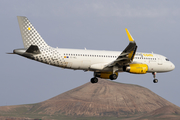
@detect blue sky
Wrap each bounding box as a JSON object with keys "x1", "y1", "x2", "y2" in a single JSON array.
[{"x1": 0, "y1": 0, "x2": 180, "y2": 107}]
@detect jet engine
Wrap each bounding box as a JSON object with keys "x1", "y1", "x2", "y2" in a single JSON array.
[{"x1": 123, "y1": 64, "x2": 148, "y2": 74}]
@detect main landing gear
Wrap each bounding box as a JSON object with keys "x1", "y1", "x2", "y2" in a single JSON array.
[
  {"x1": 152, "y1": 72, "x2": 158, "y2": 83},
  {"x1": 90, "y1": 73, "x2": 118, "y2": 83},
  {"x1": 91, "y1": 77, "x2": 98, "y2": 83},
  {"x1": 109, "y1": 74, "x2": 118, "y2": 80}
]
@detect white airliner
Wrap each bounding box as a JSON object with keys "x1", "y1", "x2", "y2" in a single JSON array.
[{"x1": 11, "y1": 16, "x2": 175, "y2": 83}]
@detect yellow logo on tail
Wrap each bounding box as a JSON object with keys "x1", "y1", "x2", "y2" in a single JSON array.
[{"x1": 28, "y1": 27, "x2": 31, "y2": 30}]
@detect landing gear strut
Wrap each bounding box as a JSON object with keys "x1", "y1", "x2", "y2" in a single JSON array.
[
  {"x1": 111, "y1": 66, "x2": 118, "y2": 80},
  {"x1": 90, "y1": 77, "x2": 98, "y2": 83},
  {"x1": 152, "y1": 72, "x2": 158, "y2": 83}
]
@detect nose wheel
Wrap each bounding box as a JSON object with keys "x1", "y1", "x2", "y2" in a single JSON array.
[
  {"x1": 152, "y1": 72, "x2": 158, "y2": 83},
  {"x1": 153, "y1": 79, "x2": 158, "y2": 83}
]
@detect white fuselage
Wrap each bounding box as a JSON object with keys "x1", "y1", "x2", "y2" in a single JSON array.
[
  {"x1": 29, "y1": 47, "x2": 175, "y2": 73},
  {"x1": 13, "y1": 16, "x2": 175, "y2": 83}
]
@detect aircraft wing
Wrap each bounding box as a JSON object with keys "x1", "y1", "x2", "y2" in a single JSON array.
[{"x1": 105, "y1": 28, "x2": 137, "y2": 68}]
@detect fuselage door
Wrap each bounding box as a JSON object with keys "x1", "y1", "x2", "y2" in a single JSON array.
[{"x1": 158, "y1": 56, "x2": 163, "y2": 65}]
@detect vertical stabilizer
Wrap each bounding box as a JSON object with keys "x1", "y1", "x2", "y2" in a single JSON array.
[{"x1": 17, "y1": 16, "x2": 49, "y2": 48}]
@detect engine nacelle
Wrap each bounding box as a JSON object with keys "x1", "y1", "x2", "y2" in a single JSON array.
[
  {"x1": 94, "y1": 72, "x2": 118, "y2": 79},
  {"x1": 124, "y1": 64, "x2": 148, "y2": 74}
]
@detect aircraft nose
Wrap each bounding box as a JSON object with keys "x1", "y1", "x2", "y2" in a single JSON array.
[{"x1": 170, "y1": 62, "x2": 175, "y2": 70}]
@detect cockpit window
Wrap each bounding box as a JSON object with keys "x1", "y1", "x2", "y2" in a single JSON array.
[{"x1": 165, "y1": 58, "x2": 169, "y2": 61}]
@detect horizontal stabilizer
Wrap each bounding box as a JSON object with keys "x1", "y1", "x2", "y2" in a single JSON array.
[
  {"x1": 26, "y1": 45, "x2": 41, "y2": 54},
  {"x1": 6, "y1": 53, "x2": 15, "y2": 54}
]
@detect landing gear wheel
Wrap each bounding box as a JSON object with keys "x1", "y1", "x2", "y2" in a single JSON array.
[
  {"x1": 152, "y1": 72, "x2": 158, "y2": 83},
  {"x1": 110, "y1": 74, "x2": 117, "y2": 80},
  {"x1": 153, "y1": 79, "x2": 158, "y2": 83},
  {"x1": 90, "y1": 77, "x2": 98, "y2": 83}
]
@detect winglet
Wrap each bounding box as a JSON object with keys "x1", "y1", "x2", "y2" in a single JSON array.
[{"x1": 125, "y1": 28, "x2": 134, "y2": 42}]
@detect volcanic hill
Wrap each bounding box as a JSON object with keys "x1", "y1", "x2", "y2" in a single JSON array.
[{"x1": 0, "y1": 79, "x2": 180, "y2": 120}]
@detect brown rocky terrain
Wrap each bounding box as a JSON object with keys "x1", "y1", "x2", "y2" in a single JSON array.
[{"x1": 0, "y1": 79, "x2": 180, "y2": 120}]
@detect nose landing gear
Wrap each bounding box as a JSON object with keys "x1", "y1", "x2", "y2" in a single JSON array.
[{"x1": 152, "y1": 72, "x2": 158, "y2": 83}]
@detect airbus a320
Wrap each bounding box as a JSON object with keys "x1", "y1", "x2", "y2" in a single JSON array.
[{"x1": 10, "y1": 16, "x2": 175, "y2": 83}]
